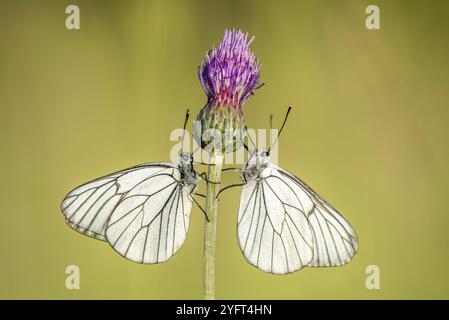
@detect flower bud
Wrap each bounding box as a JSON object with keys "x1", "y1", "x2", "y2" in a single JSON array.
[{"x1": 194, "y1": 29, "x2": 261, "y2": 154}]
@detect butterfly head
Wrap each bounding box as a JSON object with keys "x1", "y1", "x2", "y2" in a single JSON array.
[
  {"x1": 178, "y1": 152, "x2": 197, "y2": 185},
  {"x1": 242, "y1": 148, "x2": 270, "y2": 181}
]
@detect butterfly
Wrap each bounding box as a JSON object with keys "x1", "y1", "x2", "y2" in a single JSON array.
[
  {"x1": 221, "y1": 107, "x2": 358, "y2": 274},
  {"x1": 60, "y1": 111, "x2": 207, "y2": 264},
  {"x1": 234, "y1": 148, "x2": 358, "y2": 274}
]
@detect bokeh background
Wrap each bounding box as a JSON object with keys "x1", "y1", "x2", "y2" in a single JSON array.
[{"x1": 1, "y1": 0, "x2": 449, "y2": 299}]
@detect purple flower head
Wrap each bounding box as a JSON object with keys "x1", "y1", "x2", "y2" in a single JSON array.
[{"x1": 199, "y1": 29, "x2": 261, "y2": 110}]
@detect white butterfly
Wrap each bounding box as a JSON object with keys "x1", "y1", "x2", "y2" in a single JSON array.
[
  {"x1": 61, "y1": 152, "x2": 199, "y2": 264},
  {"x1": 236, "y1": 148, "x2": 358, "y2": 274}
]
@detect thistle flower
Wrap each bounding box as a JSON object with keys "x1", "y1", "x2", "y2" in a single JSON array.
[{"x1": 195, "y1": 29, "x2": 261, "y2": 154}]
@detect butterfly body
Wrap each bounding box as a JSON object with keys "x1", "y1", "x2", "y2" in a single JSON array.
[
  {"x1": 240, "y1": 148, "x2": 270, "y2": 182},
  {"x1": 177, "y1": 152, "x2": 199, "y2": 186}
]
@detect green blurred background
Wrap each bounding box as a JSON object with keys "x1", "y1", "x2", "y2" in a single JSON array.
[{"x1": 1, "y1": 0, "x2": 448, "y2": 299}]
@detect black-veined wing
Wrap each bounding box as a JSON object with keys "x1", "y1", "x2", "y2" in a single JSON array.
[
  {"x1": 105, "y1": 169, "x2": 196, "y2": 264},
  {"x1": 237, "y1": 170, "x2": 314, "y2": 274},
  {"x1": 237, "y1": 164, "x2": 358, "y2": 274},
  {"x1": 61, "y1": 163, "x2": 174, "y2": 241},
  {"x1": 272, "y1": 165, "x2": 358, "y2": 267},
  {"x1": 62, "y1": 160, "x2": 197, "y2": 264}
]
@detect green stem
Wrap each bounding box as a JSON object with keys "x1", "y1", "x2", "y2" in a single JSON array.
[{"x1": 203, "y1": 155, "x2": 223, "y2": 300}]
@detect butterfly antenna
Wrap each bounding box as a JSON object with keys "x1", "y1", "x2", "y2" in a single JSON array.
[
  {"x1": 245, "y1": 125, "x2": 257, "y2": 151},
  {"x1": 235, "y1": 125, "x2": 251, "y2": 152},
  {"x1": 268, "y1": 106, "x2": 292, "y2": 153},
  {"x1": 192, "y1": 144, "x2": 200, "y2": 156},
  {"x1": 181, "y1": 109, "x2": 190, "y2": 154}
]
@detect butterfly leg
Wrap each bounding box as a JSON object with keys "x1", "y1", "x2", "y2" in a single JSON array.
[
  {"x1": 216, "y1": 183, "x2": 246, "y2": 199},
  {"x1": 193, "y1": 161, "x2": 217, "y2": 166},
  {"x1": 194, "y1": 192, "x2": 206, "y2": 198},
  {"x1": 222, "y1": 167, "x2": 240, "y2": 172},
  {"x1": 189, "y1": 192, "x2": 210, "y2": 222},
  {"x1": 198, "y1": 172, "x2": 220, "y2": 185}
]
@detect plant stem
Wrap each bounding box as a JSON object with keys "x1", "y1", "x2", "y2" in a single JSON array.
[{"x1": 203, "y1": 154, "x2": 223, "y2": 300}]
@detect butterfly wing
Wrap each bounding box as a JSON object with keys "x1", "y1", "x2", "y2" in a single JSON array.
[
  {"x1": 60, "y1": 163, "x2": 176, "y2": 241},
  {"x1": 105, "y1": 168, "x2": 196, "y2": 264},
  {"x1": 237, "y1": 174, "x2": 314, "y2": 274},
  {"x1": 272, "y1": 166, "x2": 358, "y2": 267},
  {"x1": 237, "y1": 164, "x2": 358, "y2": 274}
]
